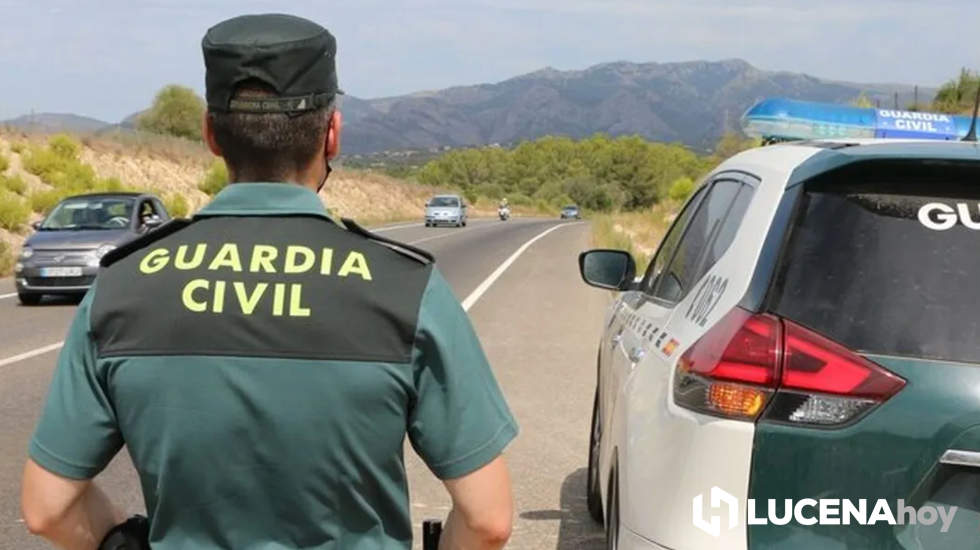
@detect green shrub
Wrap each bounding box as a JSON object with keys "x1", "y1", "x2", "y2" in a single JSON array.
[
  {"x1": 0, "y1": 151, "x2": 8, "y2": 173},
  {"x1": 1, "y1": 174, "x2": 27, "y2": 195},
  {"x1": 198, "y1": 159, "x2": 229, "y2": 195},
  {"x1": 164, "y1": 193, "x2": 190, "y2": 218},
  {"x1": 0, "y1": 190, "x2": 30, "y2": 230},
  {"x1": 9, "y1": 142, "x2": 25, "y2": 154},
  {"x1": 139, "y1": 84, "x2": 206, "y2": 140},
  {"x1": 49, "y1": 134, "x2": 81, "y2": 161},
  {"x1": 668, "y1": 177, "x2": 695, "y2": 201},
  {"x1": 0, "y1": 241, "x2": 15, "y2": 276}
]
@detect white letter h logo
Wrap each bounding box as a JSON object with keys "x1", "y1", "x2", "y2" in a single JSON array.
[{"x1": 692, "y1": 487, "x2": 739, "y2": 537}]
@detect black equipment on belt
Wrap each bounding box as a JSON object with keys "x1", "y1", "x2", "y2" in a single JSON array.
[
  {"x1": 98, "y1": 515, "x2": 150, "y2": 550},
  {"x1": 422, "y1": 519, "x2": 443, "y2": 550}
]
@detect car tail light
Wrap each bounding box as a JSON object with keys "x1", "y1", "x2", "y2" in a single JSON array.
[
  {"x1": 674, "y1": 309, "x2": 780, "y2": 421},
  {"x1": 673, "y1": 308, "x2": 905, "y2": 427}
]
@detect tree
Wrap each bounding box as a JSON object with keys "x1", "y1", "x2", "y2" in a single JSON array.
[
  {"x1": 850, "y1": 93, "x2": 875, "y2": 108},
  {"x1": 933, "y1": 68, "x2": 980, "y2": 114},
  {"x1": 139, "y1": 85, "x2": 206, "y2": 140}
]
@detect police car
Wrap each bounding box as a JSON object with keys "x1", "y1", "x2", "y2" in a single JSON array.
[{"x1": 578, "y1": 100, "x2": 980, "y2": 549}]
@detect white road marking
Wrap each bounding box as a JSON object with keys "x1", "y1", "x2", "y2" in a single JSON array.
[
  {"x1": 0, "y1": 341, "x2": 64, "y2": 368},
  {"x1": 372, "y1": 222, "x2": 422, "y2": 233},
  {"x1": 461, "y1": 223, "x2": 581, "y2": 312},
  {"x1": 0, "y1": 292, "x2": 17, "y2": 300},
  {"x1": 408, "y1": 222, "x2": 494, "y2": 245}
]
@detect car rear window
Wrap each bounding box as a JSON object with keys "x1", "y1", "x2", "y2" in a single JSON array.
[{"x1": 769, "y1": 162, "x2": 980, "y2": 364}]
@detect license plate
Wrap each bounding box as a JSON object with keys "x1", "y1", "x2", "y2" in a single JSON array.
[{"x1": 40, "y1": 267, "x2": 83, "y2": 277}]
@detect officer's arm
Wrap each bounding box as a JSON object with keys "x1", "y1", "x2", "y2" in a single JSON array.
[
  {"x1": 439, "y1": 456, "x2": 513, "y2": 550},
  {"x1": 21, "y1": 459, "x2": 123, "y2": 549},
  {"x1": 21, "y1": 288, "x2": 125, "y2": 548},
  {"x1": 409, "y1": 269, "x2": 518, "y2": 550}
]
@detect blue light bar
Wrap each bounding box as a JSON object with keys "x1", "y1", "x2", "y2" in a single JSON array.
[{"x1": 742, "y1": 98, "x2": 972, "y2": 141}]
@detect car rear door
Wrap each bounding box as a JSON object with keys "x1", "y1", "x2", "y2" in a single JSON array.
[
  {"x1": 750, "y1": 159, "x2": 980, "y2": 548},
  {"x1": 612, "y1": 174, "x2": 759, "y2": 549},
  {"x1": 598, "y1": 185, "x2": 707, "y2": 503}
]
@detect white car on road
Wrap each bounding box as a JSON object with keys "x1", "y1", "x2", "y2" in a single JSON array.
[{"x1": 579, "y1": 139, "x2": 980, "y2": 549}]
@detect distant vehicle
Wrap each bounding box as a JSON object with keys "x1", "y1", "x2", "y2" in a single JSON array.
[
  {"x1": 579, "y1": 139, "x2": 980, "y2": 549},
  {"x1": 15, "y1": 192, "x2": 170, "y2": 305},
  {"x1": 560, "y1": 205, "x2": 581, "y2": 219},
  {"x1": 424, "y1": 195, "x2": 468, "y2": 227},
  {"x1": 498, "y1": 205, "x2": 510, "y2": 221}
]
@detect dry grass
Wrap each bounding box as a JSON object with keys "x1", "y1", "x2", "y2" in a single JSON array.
[{"x1": 590, "y1": 200, "x2": 681, "y2": 271}]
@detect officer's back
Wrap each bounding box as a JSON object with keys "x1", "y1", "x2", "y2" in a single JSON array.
[{"x1": 21, "y1": 14, "x2": 516, "y2": 550}]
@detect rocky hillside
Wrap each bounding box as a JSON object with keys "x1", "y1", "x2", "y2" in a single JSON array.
[
  {"x1": 341, "y1": 59, "x2": 933, "y2": 154},
  {"x1": 5, "y1": 59, "x2": 934, "y2": 156}
]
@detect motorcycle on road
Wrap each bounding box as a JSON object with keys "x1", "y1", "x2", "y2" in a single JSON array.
[{"x1": 498, "y1": 206, "x2": 511, "y2": 221}]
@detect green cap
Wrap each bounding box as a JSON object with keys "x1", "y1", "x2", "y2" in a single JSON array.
[{"x1": 202, "y1": 13, "x2": 340, "y2": 113}]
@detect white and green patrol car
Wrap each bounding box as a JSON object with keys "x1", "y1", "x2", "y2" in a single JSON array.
[{"x1": 579, "y1": 138, "x2": 980, "y2": 549}]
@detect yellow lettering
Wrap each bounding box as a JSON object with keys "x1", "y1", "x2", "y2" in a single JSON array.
[
  {"x1": 320, "y1": 247, "x2": 334, "y2": 275},
  {"x1": 175, "y1": 244, "x2": 207, "y2": 270},
  {"x1": 284, "y1": 246, "x2": 315, "y2": 274},
  {"x1": 250, "y1": 245, "x2": 278, "y2": 273},
  {"x1": 272, "y1": 283, "x2": 285, "y2": 316},
  {"x1": 289, "y1": 284, "x2": 311, "y2": 317},
  {"x1": 208, "y1": 243, "x2": 243, "y2": 272},
  {"x1": 182, "y1": 279, "x2": 209, "y2": 312},
  {"x1": 233, "y1": 282, "x2": 268, "y2": 315},
  {"x1": 139, "y1": 248, "x2": 170, "y2": 274},
  {"x1": 338, "y1": 251, "x2": 372, "y2": 281},
  {"x1": 212, "y1": 280, "x2": 226, "y2": 313}
]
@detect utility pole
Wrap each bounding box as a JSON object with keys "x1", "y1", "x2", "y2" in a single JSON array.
[
  {"x1": 894, "y1": 92, "x2": 899, "y2": 110},
  {"x1": 914, "y1": 85, "x2": 919, "y2": 109}
]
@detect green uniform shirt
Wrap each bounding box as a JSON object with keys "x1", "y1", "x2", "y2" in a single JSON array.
[{"x1": 29, "y1": 183, "x2": 518, "y2": 549}]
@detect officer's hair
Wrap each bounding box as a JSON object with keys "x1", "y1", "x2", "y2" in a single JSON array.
[{"x1": 209, "y1": 83, "x2": 334, "y2": 182}]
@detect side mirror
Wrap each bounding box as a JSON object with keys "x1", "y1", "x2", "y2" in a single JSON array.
[
  {"x1": 143, "y1": 217, "x2": 163, "y2": 231},
  {"x1": 31, "y1": 221, "x2": 42, "y2": 230},
  {"x1": 578, "y1": 249, "x2": 637, "y2": 291}
]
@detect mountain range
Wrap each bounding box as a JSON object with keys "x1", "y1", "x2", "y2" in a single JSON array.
[{"x1": 3, "y1": 59, "x2": 935, "y2": 154}]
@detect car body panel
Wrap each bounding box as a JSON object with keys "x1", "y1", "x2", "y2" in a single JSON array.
[{"x1": 750, "y1": 355, "x2": 980, "y2": 549}]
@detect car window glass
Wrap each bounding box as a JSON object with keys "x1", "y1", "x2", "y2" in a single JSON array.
[
  {"x1": 641, "y1": 186, "x2": 707, "y2": 294},
  {"x1": 652, "y1": 180, "x2": 741, "y2": 303},
  {"x1": 692, "y1": 183, "x2": 754, "y2": 283},
  {"x1": 429, "y1": 197, "x2": 459, "y2": 207},
  {"x1": 771, "y1": 175, "x2": 980, "y2": 363},
  {"x1": 41, "y1": 198, "x2": 134, "y2": 230}
]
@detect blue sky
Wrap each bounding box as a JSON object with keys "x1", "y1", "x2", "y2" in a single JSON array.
[{"x1": 2, "y1": 0, "x2": 979, "y2": 121}]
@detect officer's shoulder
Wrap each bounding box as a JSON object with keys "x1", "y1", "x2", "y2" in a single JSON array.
[
  {"x1": 340, "y1": 218, "x2": 434, "y2": 266},
  {"x1": 100, "y1": 218, "x2": 193, "y2": 268}
]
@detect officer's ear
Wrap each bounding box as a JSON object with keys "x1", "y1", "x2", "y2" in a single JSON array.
[
  {"x1": 326, "y1": 109, "x2": 342, "y2": 161},
  {"x1": 203, "y1": 111, "x2": 223, "y2": 157}
]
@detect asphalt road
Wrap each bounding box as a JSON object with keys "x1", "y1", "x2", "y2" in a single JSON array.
[{"x1": 0, "y1": 217, "x2": 608, "y2": 549}]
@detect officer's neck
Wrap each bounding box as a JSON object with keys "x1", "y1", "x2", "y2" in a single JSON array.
[{"x1": 227, "y1": 164, "x2": 323, "y2": 192}]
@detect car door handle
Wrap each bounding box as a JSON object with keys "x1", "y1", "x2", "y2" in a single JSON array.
[
  {"x1": 940, "y1": 449, "x2": 980, "y2": 468},
  {"x1": 628, "y1": 346, "x2": 647, "y2": 363},
  {"x1": 611, "y1": 333, "x2": 624, "y2": 346}
]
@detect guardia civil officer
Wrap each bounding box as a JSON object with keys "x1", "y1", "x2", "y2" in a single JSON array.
[{"x1": 21, "y1": 14, "x2": 517, "y2": 550}]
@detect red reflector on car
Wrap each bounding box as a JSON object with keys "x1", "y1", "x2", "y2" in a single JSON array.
[
  {"x1": 679, "y1": 308, "x2": 781, "y2": 387},
  {"x1": 781, "y1": 320, "x2": 906, "y2": 399}
]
